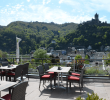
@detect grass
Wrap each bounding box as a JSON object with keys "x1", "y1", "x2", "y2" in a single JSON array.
[{"x1": 85, "y1": 66, "x2": 108, "y2": 75}]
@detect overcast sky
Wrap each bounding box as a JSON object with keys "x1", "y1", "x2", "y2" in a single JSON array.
[{"x1": 0, "y1": 0, "x2": 110, "y2": 26}]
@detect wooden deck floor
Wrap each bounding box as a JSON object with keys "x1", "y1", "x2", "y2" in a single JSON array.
[{"x1": 1, "y1": 78, "x2": 110, "y2": 100}]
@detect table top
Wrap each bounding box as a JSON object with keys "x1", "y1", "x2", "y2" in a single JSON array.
[
  {"x1": 0, "y1": 81, "x2": 17, "y2": 91},
  {"x1": 0, "y1": 65, "x2": 18, "y2": 70},
  {"x1": 47, "y1": 66, "x2": 71, "y2": 73}
]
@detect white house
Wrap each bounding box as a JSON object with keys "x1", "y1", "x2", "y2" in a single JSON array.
[
  {"x1": 59, "y1": 55, "x2": 75, "y2": 64},
  {"x1": 51, "y1": 40, "x2": 56, "y2": 44}
]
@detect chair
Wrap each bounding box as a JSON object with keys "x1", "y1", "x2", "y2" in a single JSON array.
[
  {"x1": 1, "y1": 61, "x2": 8, "y2": 66},
  {"x1": 0, "y1": 70, "x2": 6, "y2": 80},
  {"x1": 6, "y1": 65, "x2": 23, "y2": 82},
  {"x1": 69, "y1": 71, "x2": 81, "y2": 76},
  {"x1": 22, "y1": 63, "x2": 29, "y2": 80},
  {"x1": 0, "y1": 81, "x2": 28, "y2": 100},
  {"x1": 66, "y1": 67, "x2": 84, "y2": 92},
  {"x1": 69, "y1": 64, "x2": 84, "y2": 76},
  {"x1": 0, "y1": 61, "x2": 9, "y2": 80},
  {"x1": 44, "y1": 63, "x2": 56, "y2": 74},
  {"x1": 37, "y1": 65, "x2": 56, "y2": 90}
]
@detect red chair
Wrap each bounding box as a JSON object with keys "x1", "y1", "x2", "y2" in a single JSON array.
[
  {"x1": 66, "y1": 67, "x2": 84, "y2": 92},
  {"x1": 44, "y1": 63, "x2": 57, "y2": 75},
  {"x1": 0, "y1": 70, "x2": 6, "y2": 80},
  {"x1": 6, "y1": 65, "x2": 23, "y2": 82},
  {"x1": 0, "y1": 81, "x2": 28, "y2": 100},
  {"x1": 69, "y1": 72, "x2": 80, "y2": 76},
  {"x1": 37, "y1": 65, "x2": 56, "y2": 90},
  {"x1": 69, "y1": 64, "x2": 84, "y2": 76}
]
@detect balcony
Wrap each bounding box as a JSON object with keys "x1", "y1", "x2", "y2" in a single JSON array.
[
  {"x1": 1, "y1": 78, "x2": 110, "y2": 100},
  {"x1": 1, "y1": 57, "x2": 110, "y2": 99}
]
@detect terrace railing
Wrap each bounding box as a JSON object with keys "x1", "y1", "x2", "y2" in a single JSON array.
[{"x1": 1, "y1": 57, "x2": 110, "y2": 77}]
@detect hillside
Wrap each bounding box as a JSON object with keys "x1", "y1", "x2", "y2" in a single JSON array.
[
  {"x1": 0, "y1": 21, "x2": 78, "y2": 54},
  {"x1": 54, "y1": 22, "x2": 110, "y2": 51}
]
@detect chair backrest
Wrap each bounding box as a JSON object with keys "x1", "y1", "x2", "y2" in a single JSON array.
[
  {"x1": 80, "y1": 67, "x2": 84, "y2": 83},
  {"x1": 11, "y1": 81, "x2": 28, "y2": 100},
  {"x1": 1, "y1": 61, "x2": 8, "y2": 66},
  {"x1": 15, "y1": 65, "x2": 23, "y2": 79},
  {"x1": 44, "y1": 63, "x2": 49, "y2": 72},
  {"x1": 37, "y1": 65, "x2": 44, "y2": 77},
  {"x1": 22, "y1": 63, "x2": 29, "y2": 76}
]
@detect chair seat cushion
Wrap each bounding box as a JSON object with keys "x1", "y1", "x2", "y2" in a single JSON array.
[
  {"x1": 71, "y1": 73, "x2": 80, "y2": 76},
  {"x1": 48, "y1": 72, "x2": 54, "y2": 74},
  {"x1": 7, "y1": 72, "x2": 15, "y2": 76},
  {"x1": 0, "y1": 71, "x2": 6, "y2": 74},
  {"x1": 1, "y1": 94, "x2": 11, "y2": 100},
  {"x1": 41, "y1": 74, "x2": 54, "y2": 78},
  {"x1": 68, "y1": 76, "x2": 80, "y2": 81}
]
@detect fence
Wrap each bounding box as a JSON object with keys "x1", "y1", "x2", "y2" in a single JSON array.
[{"x1": 1, "y1": 57, "x2": 108, "y2": 77}]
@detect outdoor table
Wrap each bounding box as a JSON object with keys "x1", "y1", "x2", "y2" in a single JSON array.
[
  {"x1": 0, "y1": 65, "x2": 17, "y2": 70},
  {"x1": 0, "y1": 65, "x2": 18, "y2": 81},
  {"x1": 47, "y1": 66, "x2": 71, "y2": 89},
  {"x1": 0, "y1": 81, "x2": 17, "y2": 97}
]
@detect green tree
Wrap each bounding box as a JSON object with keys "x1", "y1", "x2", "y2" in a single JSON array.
[
  {"x1": 33, "y1": 49, "x2": 49, "y2": 62},
  {"x1": 75, "y1": 54, "x2": 82, "y2": 60},
  {"x1": 0, "y1": 50, "x2": 2, "y2": 58},
  {"x1": 84, "y1": 55, "x2": 89, "y2": 64}
]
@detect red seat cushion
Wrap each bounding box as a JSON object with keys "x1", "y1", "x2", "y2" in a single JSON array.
[
  {"x1": 1, "y1": 94, "x2": 11, "y2": 100},
  {"x1": 7, "y1": 72, "x2": 15, "y2": 76},
  {"x1": 48, "y1": 72, "x2": 54, "y2": 74},
  {"x1": 41, "y1": 74, "x2": 54, "y2": 78},
  {"x1": 68, "y1": 76, "x2": 80, "y2": 81},
  {"x1": 71, "y1": 73, "x2": 80, "y2": 76},
  {"x1": 0, "y1": 71, "x2": 6, "y2": 74}
]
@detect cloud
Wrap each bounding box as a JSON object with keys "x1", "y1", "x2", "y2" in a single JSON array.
[
  {"x1": 59, "y1": 0, "x2": 63, "y2": 4},
  {"x1": 43, "y1": 0, "x2": 51, "y2": 5},
  {"x1": 46, "y1": 0, "x2": 51, "y2": 4},
  {"x1": 27, "y1": 0, "x2": 30, "y2": 2},
  {"x1": 100, "y1": 16, "x2": 107, "y2": 22},
  {"x1": 0, "y1": 0, "x2": 110, "y2": 26},
  {"x1": 59, "y1": 0, "x2": 110, "y2": 12},
  {"x1": 43, "y1": 0, "x2": 45, "y2": 5},
  {"x1": 59, "y1": 0, "x2": 80, "y2": 6}
]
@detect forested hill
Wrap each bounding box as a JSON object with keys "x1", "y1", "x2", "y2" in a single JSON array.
[
  {"x1": 0, "y1": 21, "x2": 78, "y2": 54},
  {"x1": 54, "y1": 23, "x2": 110, "y2": 51}
]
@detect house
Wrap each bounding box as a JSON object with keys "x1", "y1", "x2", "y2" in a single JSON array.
[
  {"x1": 104, "y1": 46, "x2": 110, "y2": 51},
  {"x1": 59, "y1": 55, "x2": 75, "y2": 64},
  {"x1": 40, "y1": 47, "x2": 46, "y2": 50},
  {"x1": 50, "y1": 50, "x2": 59, "y2": 57},
  {"x1": 56, "y1": 50, "x2": 66, "y2": 55},
  {"x1": 51, "y1": 40, "x2": 56, "y2": 44},
  {"x1": 30, "y1": 50, "x2": 36, "y2": 57},
  {"x1": 47, "y1": 47, "x2": 54, "y2": 52},
  {"x1": 67, "y1": 47, "x2": 76, "y2": 54},
  {"x1": 87, "y1": 45, "x2": 92, "y2": 50}
]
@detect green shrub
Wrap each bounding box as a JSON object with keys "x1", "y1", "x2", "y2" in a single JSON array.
[
  {"x1": 85, "y1": 66, "x2": 108, "y2": 75},
  {"x1": 85, "y1": 67, "x2": 96, "y2": 75},
  {"x1": 84, "y1": 55, "x2": 90, "y2": 64},
  {"x1": 76, "y1": 92, "x2": 106, "y2": 100}
]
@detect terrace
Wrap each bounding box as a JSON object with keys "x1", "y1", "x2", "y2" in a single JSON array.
[
  {"x1": 1, "y1": 57, "x2": 110, "y2": 100},
  {"x1": 1, "y1": 78, "x2": 110, "y2": 100}
]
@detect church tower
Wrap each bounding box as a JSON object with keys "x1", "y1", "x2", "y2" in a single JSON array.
[
  {"x1": 95, "y1": 13, "x2": 99, "y2": 21},
  {"x1": 94, "y1": 13, "x2": 99, "y2": 23}
]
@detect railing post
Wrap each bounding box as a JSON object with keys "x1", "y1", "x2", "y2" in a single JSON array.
[
  {"x1": 76, "y1": 59, "x2": 77, "y2": 72},
  {"x1": 42, "y1": 58, "x2": 43, "y2": 66},
  {"x1": 13, "y1": 58, "x2": 14, "y2": 64},
  {"x1": 74, "y1": 58, "x2": 75, "y2": 72}
]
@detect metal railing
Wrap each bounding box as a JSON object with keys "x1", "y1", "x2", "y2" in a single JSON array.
[{"x1": 1, "y1": 57, "x2": 110, "y2": 76}]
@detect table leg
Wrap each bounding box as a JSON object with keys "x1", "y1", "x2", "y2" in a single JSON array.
[
  {"x1": 58, "y1": 73, "x2": 60, "y2": 86},
  {"x1": 61, "y1": 72, "x2": 63, "y2": 83}
]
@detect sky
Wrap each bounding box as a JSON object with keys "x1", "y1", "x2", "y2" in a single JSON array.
[{"x1": 0, "y1": 0, "x2": 110, "y2": 26}]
